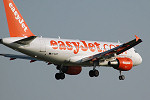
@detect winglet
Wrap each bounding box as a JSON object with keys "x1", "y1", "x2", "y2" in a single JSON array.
[{"x1": 135, "y1": 35, "x2": 140, "y2": 42}]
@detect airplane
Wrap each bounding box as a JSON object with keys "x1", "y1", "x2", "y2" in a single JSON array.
[{"x1": 0, "y1": 0, "x2": 142, "y2": 80}]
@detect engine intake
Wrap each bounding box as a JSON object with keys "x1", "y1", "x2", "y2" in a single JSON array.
[{"x1": 0, "y1": 39, "x2": 2, "y2": 44}]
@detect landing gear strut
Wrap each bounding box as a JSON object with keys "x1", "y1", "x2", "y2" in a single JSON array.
[
  {"x1": 119, "y1": 71, "x2": 125, "y2": 80},
  {"x1": 55, "y1": 65, "x2": 66, "y2": 80},
  {"x1": 89, "y1": 62, "x2": 99, "y2": 77}
]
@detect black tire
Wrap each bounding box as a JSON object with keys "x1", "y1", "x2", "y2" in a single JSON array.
[
  {"x1": 60, "y1": 73, "x2": 65, "y2": 80},
  {"x1": 94, "y1": 70, "x2": 99, "y2": 77},
  {"x1": 119, "y1": 76, "x2": 122, "y2": 80},
  {"x1": 55, "y1": 73, "x2": 60, "y2": 80},
  {"x1": 121, "y1": 75, "x2": 125, "y2": 80},
  {"x1": 119, "y1": 75, "x2": 125, "y2": 80},
  {"x1": 89, "y1": 70, "x2": 95, "y2": 77}
]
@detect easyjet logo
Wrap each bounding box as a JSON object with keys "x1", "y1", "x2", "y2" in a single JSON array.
[
  {"x1": 9, "y1": 3, "x2": 28, "y2": 32},
  {"x1": 50, "y1": 40, "x2": 127, "y2": 54},
  {"x1": 123, "y1": 61, "x2": 130, "y2": 64}
]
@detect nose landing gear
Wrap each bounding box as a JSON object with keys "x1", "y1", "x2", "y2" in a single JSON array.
[{"x1": 119, "y1": 71, "x2": 125, "y2": 80}]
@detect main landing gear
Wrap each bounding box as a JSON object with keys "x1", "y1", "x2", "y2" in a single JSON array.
[
  {"x1": 55, "y1": 65, "x2": 67, "y2": 80},
  {"x1": 54, "y1": 64, "x2": 125, "y2": 80},
  {"x1": 89, "y1": 62, "x2": 99, "y2": 77},
  {"x1": 89, "y1": 70, "x2": 99, "y2": 77},
  {"x1": 55, "y1": 73, "x2": 65, "y2": 80},
  {"x1": 119, "y1": 71, "x2": 125, "y2": 80}
]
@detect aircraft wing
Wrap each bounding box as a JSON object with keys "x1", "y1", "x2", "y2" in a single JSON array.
[
  {"x1": 0, "y1": 54, "x2": 39, "y2": 62},
  {"x1": 81, "y1": 35, "x2": 142, "y2": 63}
]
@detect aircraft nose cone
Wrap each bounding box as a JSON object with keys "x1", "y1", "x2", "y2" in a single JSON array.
[
  {"x1": 136, "y1": 53, "x2": 142, "y2": 65},
  {"x1": 139, "y1": 54, "x2": 142, "y2": 64}
]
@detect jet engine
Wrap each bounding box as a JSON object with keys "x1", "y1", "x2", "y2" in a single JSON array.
[
  {"x1": 108, "y1": 58, "x2": 133, "y2": 71},
  {"x1": 63, "y1": 66, "x2": 82, "y2": 75}
]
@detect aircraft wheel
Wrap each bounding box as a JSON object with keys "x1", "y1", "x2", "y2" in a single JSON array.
[
  {"x1": 94, "y1": 70, "x2": 99, "y2": 77},
  {"x1": 55, "y1": 73, "x2": 60, "y2": 80},
  {"x1": 89, "y1": 70, "x2": 95, "y2": 77},
  {"x1": 119, "y1": 75, "x2": 125, "y2": 80},
  {"x1": 55, "y1": 73, "x2": 65, "y2": 80},
  {"x1": 89, "y1": 70, "x2": 99, "y2": 77},
  {"x1": 60, "y1": 73, "x2": 65, "y2": 79}
]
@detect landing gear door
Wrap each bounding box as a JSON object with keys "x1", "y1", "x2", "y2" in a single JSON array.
[{"x1": 39, "y1": 38, "x2": 46, "y2": 52}]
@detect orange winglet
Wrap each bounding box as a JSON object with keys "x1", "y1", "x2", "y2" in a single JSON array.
[{"x1": 135, "y1": 35, "x2": 140, "y2": 42}]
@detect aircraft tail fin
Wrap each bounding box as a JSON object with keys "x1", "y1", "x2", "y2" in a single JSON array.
[{"x1": 3, "y1": 0, "x2": 35, "y2": 37}]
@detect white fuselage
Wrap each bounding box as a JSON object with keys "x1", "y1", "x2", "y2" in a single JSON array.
[{"x1": 1, "y1": 37, "x2": 142, "y2": 67}]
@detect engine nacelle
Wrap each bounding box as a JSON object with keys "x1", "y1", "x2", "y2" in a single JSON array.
[
  {"x1": 65, "y1": 66, "x2": 82, "y2": 75},
  {"x1": 108, "y1": 58, "x2": 133, "y2": 71}
]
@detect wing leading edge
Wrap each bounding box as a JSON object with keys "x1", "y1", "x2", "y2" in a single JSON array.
[{"x1": 81, "y1": 35, "x2": 142, "y2": 63}]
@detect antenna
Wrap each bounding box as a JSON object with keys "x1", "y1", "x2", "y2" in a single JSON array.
[{"x1": 58, "y1": 36, "x2": 61, "y2": 39}]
